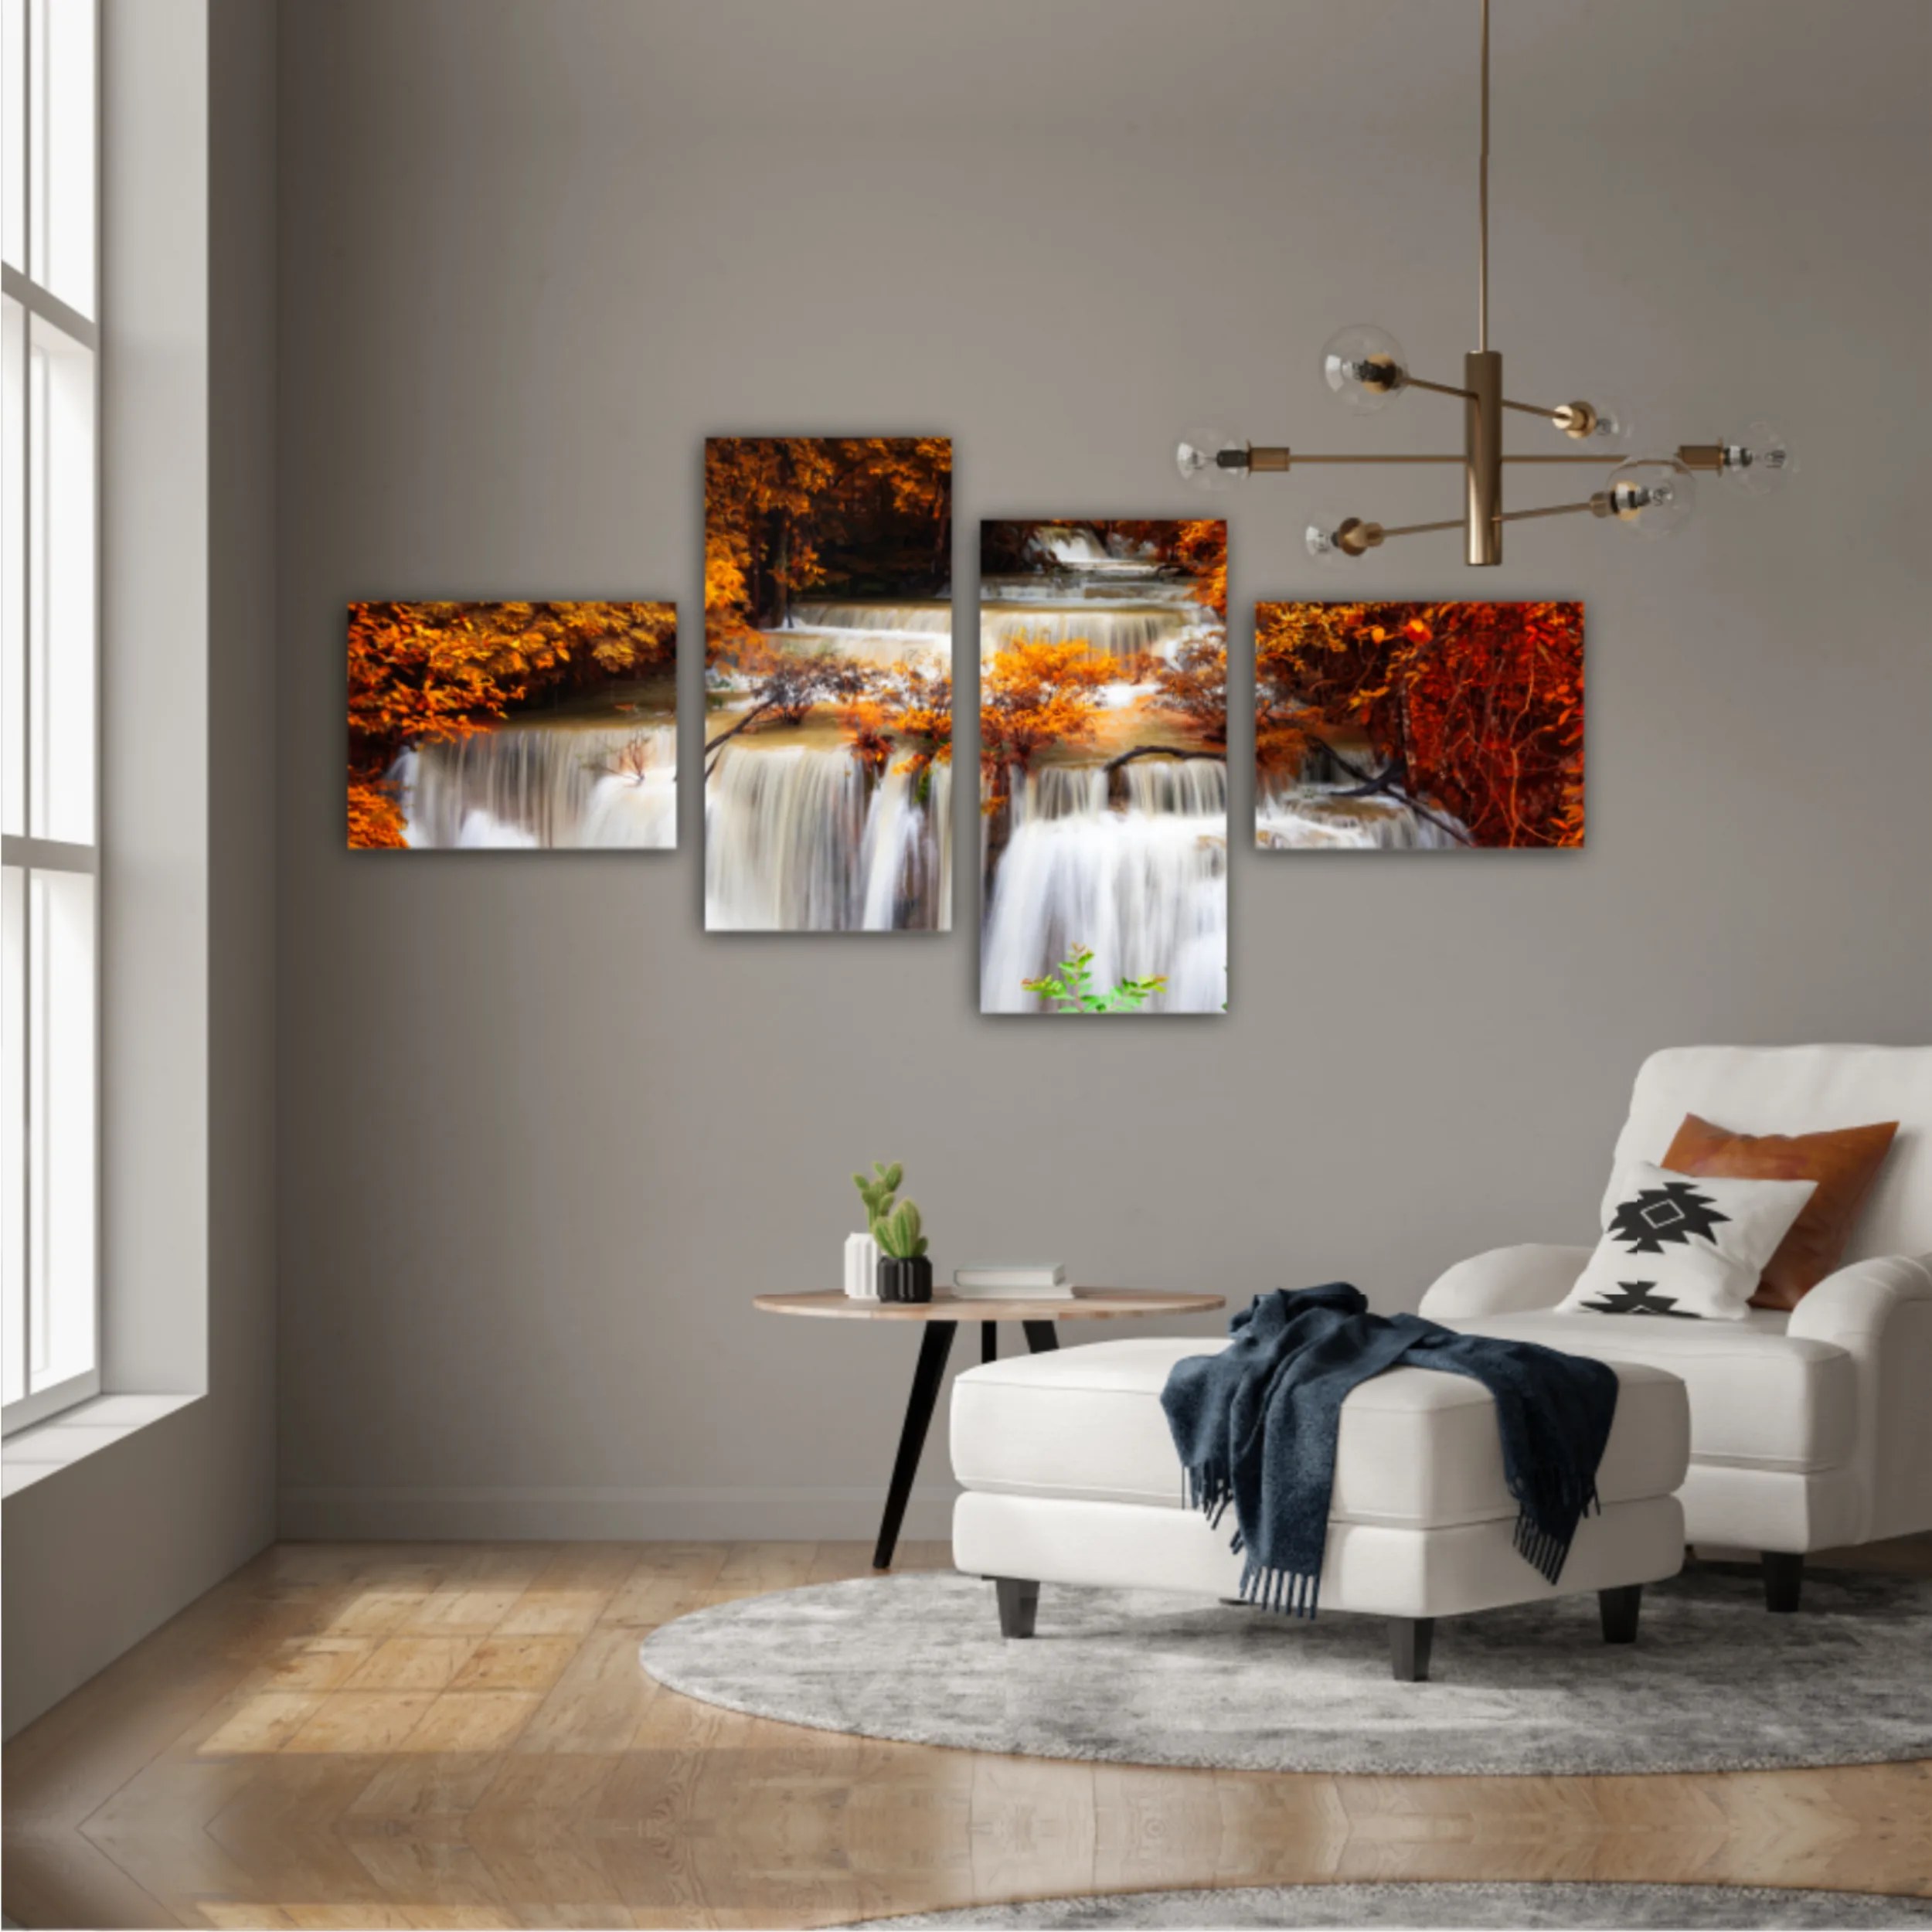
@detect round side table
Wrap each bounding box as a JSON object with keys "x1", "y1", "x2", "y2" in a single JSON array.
[{"x1": 753, "y1": 1287, "x2": 1226, "y2": 1570}]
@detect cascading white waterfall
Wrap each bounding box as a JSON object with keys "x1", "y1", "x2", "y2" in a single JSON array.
[
  {"x1": 787, "y1": 601, "x2": 951, "y2": 635},
  {"x1": 781, "y1": 603, "x2": 953, "y2": 665},
  {"x1": 1256, "y1": 743, "x2": 1470, "y2": 851},
  {"x1": 706, "y1": 743, "x2": 951, "y2": 931},
  {"x1": 402, "y1": 721, "x2": 677, "y2": 849},
  {"x1": 1031, "y1": 526, "x2": 1162, "y2": 574},
  {"x1": 861, "y1": 760, "x2": 952, "y2": 930},
  {"x1": 981, "y1": 759, "x2": 1228, "y2": 1014},
  {"x1": 706, "y1": 595, "x2": 955, "y2": 928},
  {"x1": 979, "y1": 603, "x2": 1198, "y2": 663}
]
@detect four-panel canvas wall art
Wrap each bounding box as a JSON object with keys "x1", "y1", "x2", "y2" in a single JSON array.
[
  {"x1": 1256, "y1": 600, "x2": 1585, "y2": 850},
  {"x1": 979, "y1": 520, "x2": 1229, "y2": 1015},
  {"x1": 344, "y1": 479, "x2": 1584, "y2": 1005},
  {"x1": 703, "y1": 437, "x2": 954, "y2": 931},
  {"x1": 346, "y1": 600, "x2": 679, "y2": 849}
]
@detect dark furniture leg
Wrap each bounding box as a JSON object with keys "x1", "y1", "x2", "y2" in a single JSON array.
[
  {"x1": 1599, "y1": 1583, "x2": 1643, "y2": 1643},
  {"x1": 1389, "y1": 1616, "x2": 1434, "y2": 1682},
  {"x1": 872, "y1": 1321, "x2": 957, "y2": 1572},
  {"x1": 1022, "y1": 1321, "x2": 1060, "y2": 1354},
  {"x1": 981, "y1": 1321, "x2": 998, "y2": 1364},
  {"x1": 1763, "y1": 1551, "x2": 1804, "y2": 1613},
  {"x1": 995, "y1": 1576, "x2": 1040, "y2": 1638}
]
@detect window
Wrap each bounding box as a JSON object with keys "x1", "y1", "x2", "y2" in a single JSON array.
[{"x1": 4, "y1": 0, "x2": 99, "y2": 1434}]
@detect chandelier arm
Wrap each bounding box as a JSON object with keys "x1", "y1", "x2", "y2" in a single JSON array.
[
  {"x1": 1241, "y1": 447, "x2": 1621, "y2": 470},
  {"x1": 1405, "y1": 374, "x2": 1566, "y2": 423},
  {"x1": 1400, "y1": 374, "x2": 1478, "y2": 404},
  {"x1": 1371, "y1": 501, "x2": 1595, "y2": 545},
  {"x1": 1495, "y1": 499, "x2": 1597, "y2": 524},
  {"x1": 1297, "y1": 452, "x2": 1461, "y2": 463},
  {"x1": 1248, "y1": 449, "x2": 1467, "y2": 467},
  {"x1": 1373, "y1": 517, "x2": 1468, "y2": 540}
]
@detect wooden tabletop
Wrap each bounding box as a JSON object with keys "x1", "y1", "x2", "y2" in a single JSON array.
[{"x1": 753, "y1": 1287, "x2": 1225, "y2": 1322}]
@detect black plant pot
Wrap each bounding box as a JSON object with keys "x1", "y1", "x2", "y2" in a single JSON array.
[{"x1": 877, "y1": 1256, "x2": 934, "y2": 1304}]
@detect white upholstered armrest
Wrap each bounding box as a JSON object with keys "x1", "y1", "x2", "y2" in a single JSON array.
[
  {"x1": 1787, "y1": 1253, "x2": 1932, "y2": 1543},
  {"x1": 1786, "y1": 1252, "x2": 1932, "y2": 1342},
  {"x1": 1418, "y1": 1243, "x2": 1592, "y2": 1322}
]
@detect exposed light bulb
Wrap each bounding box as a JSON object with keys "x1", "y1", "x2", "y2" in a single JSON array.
[
  {"x1": 1175, "y1": 428, "x2": 1250, "y2": 492},
  {"x1": 1319, "y1": 324, "x2": 1409, "y2": 414},
  {"x1": 1600, "y1": 457, "x2": 1698, "y2": 538},
  {"x1": 1304, "y1": 513, "x2": 1379, "y2": 561},
  {"x1": 1556, "y1": 396, "x2": 1636, "y2": 445},
  {"x1": 1719, "y1": 420, "x2": 1795, "y2": 496}
]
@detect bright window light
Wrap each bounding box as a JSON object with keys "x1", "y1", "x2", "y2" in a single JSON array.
[{"x1": 3, "y1": 0, "x2": 98, "y2": 1434}]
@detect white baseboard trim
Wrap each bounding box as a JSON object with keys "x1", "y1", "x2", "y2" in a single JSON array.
[{"x1": 277, "y1": 1483, "x2": 960, "y2": 1544}]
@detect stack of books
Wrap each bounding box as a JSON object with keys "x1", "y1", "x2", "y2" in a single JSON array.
[{"x1": 951, "y1": 1263, "x2": 1072, "y2": 1301}]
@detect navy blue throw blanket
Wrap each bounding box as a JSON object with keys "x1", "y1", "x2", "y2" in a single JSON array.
[{"x1": 1161, "y1": 1284, "x2": 1620, "y2": 1617}]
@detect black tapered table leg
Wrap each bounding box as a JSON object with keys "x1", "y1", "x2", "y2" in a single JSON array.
[
  {"x1": 872, "y1": 1321, "x2": 957, "y2": 1572},
  {"x1": 1022, "y1": 1321, "x2": 1060, "y2": 1353},
  {"x1": 982, "y1": 1321, "x2": 998, "y2": 1364}
]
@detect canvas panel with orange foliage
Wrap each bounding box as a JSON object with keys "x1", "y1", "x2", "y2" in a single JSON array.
[
  {"x1": 1254, "y1": 600, "x2": 1584, "y2": 851},
  {"x1": 345, "y1": 600, "x2": 678, "y2": 850}
]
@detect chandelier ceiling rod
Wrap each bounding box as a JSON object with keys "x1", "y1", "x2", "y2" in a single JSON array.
[
  {"x1": 1174, "y1": 0, "x2": 1794, "y2": 562},
  {"x1": 1478, "y1": 0, "x2": 1490, "y2": 353}
]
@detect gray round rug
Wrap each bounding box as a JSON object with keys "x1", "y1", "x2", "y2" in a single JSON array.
[
  {"x1": 637, "y1": 1564, "x2": 1932, "y2": 1776},
  {"x1": 858, "y1": 1882, "x2": 1932, "y2": 1928}
]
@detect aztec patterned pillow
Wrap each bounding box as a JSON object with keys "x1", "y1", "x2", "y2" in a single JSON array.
[{"x1": 1557, "y1": 1160, "x2": 1818, "y2": 1321}]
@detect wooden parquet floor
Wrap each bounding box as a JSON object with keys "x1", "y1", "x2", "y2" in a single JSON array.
[{"x1": 4, "y1": 1539, "x2": 1929, "y2": 1929}]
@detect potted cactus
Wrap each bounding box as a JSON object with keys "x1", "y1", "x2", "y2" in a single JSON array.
[
  {"x1": 875, "y1": 1198, "x2": 933, "y2": 1304},
  {"x1": 852, "y1": 1160, "x2": 933, "y2": 1304}
]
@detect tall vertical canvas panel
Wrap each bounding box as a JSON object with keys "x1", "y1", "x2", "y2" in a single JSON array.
[
  {"x1": 703, "y1": 437, "x2": 954, "y2": 931},
  {"x1": 979, "y1": 520, "x2": 1229, "y2": 1015},
  {"x1": 346, "y1": 600, "x2": 678, "y2": 849},
  {"x1": 1254, "y1": 600, "x2": 1584, "y2": 849}
]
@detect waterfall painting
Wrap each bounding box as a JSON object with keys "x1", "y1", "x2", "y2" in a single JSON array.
[
  {"x1": 979, "y1": 520, "x2": 1229, "y2": 1015},
  {"x1": 345, "y1": 600, "x2": 679, "y2": 849},
  {"x1": 1255, "y1": 600, "x2": 1586, "y2": 850},
  {"x1": 704, "y1": 437, "x2": 954, "y2": 931}
]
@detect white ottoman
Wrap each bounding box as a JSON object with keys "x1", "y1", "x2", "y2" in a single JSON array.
[{"x1": 949, "y1": 1335, "x2": 1690, "y2": 1680}]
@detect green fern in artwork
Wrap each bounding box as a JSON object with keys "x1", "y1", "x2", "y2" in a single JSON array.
[{"x1": 1022, "y1": 944, "x2": 1166, "y2": 1015}]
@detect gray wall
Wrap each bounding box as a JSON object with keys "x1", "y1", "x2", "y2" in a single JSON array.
[
  {"x1": 274, "y1": 1, "x2": 1932, "y2": 1540},
  {"x1": 3, "y1": 0, "x2": 277, "y2": 1736}
]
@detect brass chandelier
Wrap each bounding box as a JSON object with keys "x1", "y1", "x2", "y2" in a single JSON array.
[{"x1": 1176, "y1": 0, "x2": 1792, "y2": 563}]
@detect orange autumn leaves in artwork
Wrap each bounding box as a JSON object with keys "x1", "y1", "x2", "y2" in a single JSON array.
[
  {"x1": 702, "y1": 437, "x2": 954, "y2": 793},
  {"x1": 977, "y1": 520, "x2": 1227, "y2": 808},
  {"x1": 1257, "y1": 600, "x2": 1585, "y2": 849},
  {"x1": 703, "y1": 437, "x2": 952, "y2": 654},
  {"x1": 346, "y1": 600, "x2": 676, "y2": 848}
]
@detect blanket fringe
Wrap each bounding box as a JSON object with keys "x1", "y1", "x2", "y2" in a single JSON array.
[
  {"x1": 1511, "y1": 1485, "x2": 1603, "y2": 1585},
  {"x1": 1184, "y1": 1464, "x2": 1235, "y2": 1532},
  {"x1": 1238, "y1": 1554, "x2": 1321, "y2": 1620},
  {"x1": 1191, "y1": 1469, "x2": 1604, "y2": 1611}
]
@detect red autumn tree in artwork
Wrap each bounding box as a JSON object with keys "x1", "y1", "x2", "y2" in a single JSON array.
[{"x1": 1255, "y1": 600, "x2": 1584, "y2": 850}]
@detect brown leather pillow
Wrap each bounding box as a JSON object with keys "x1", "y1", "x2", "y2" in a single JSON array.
[{"x1": 1661, "y1": 1113, "x2": 1900, "y2": 1310}]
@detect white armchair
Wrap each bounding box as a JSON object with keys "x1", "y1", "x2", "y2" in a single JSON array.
[{"x1": 1418, "y1": 1046, "x2": 1932, "y2": 1612}]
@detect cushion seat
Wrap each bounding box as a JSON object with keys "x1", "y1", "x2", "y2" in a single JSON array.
[
  {"x1": 1451, "y1": 1310, "x2": 1857, "y2": 1474},
  {"x1": 951, "y1": 1335, "x2": 1689, "y2": 1531}
]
